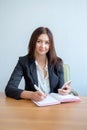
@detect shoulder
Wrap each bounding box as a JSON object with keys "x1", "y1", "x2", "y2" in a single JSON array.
[
  {"x1": 19, "y1": 55, "x2": 29, "y2": 62},
  {"x1": 18, "y1": 54, "x2": 34, "y2": 66},
  {"x1": 53, "y1": 56, "x2": 63, "y2": 72},
  {"x1": 54, "y1": 56, "x2": 63, "y2": 67},
  {"x1": 56, "y1": 56, "x2": 63, "y2": 64}
]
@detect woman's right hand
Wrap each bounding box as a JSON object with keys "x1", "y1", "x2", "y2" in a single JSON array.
[
  {"x1": 20, "y1": 90, "x2": 47, "y2": 101},
  {"x1": 29, "y1": 91, "x2": 47, "y2": 101}
]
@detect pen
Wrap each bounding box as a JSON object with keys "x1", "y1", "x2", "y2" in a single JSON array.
[{"x1": 34, "y1": 84, "x2": 44, "y2": 95}]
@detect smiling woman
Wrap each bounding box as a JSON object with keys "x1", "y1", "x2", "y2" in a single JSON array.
[
  {"x1": 35, "y1": 34, "x2": 50, "y2": 56},
  {"x1": 5, "y1": 27, "x2": 71, "y2": 101}
]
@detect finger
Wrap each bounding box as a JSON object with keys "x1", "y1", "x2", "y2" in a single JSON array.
[
  {"x1": 58, "y1": 89, "x2": 64, "y2": 95},
  {"x1": 37, "y1": 91, "x2": 47, "y2": 97},
  {"x1": 58, "y1": 89, "x2": 69, "y2": 95},
  {"x1": 65, "y1": 84, "x2": 71, "y2": 89},
  {"x1": 35, "y1": 92, "x2": 46, "y2": 100}
]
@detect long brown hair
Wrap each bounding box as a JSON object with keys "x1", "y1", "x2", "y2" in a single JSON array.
[{"x1": 28, "y1": 27, "x2": 63, "y2": 66}]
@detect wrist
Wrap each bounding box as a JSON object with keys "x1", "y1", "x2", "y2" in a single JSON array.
[{"x1": 20, "y1": 90, "x2": 33, "y2": 99}]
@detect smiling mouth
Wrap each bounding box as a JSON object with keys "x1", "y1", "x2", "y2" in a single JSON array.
[{"x1": 39, "y1": 49, "x2": 46, "y2": 52}]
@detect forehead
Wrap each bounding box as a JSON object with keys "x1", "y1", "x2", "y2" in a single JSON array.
[{"x1": 37, "y1": 34, "x2": 49, "y2": 41}]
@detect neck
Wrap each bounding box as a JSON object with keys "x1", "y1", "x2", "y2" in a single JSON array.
[{"x1": 35, "y1": 55, "x2": 47, "y2": 69}]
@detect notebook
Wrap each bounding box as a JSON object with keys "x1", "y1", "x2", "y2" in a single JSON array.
[{"x1": 32, "y1": 93, "x2": 80, "y2": 107}]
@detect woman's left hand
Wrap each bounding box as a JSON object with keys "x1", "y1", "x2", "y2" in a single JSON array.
[{"x1": 58, "y1": 84, "x2": 71, "y2": 95}]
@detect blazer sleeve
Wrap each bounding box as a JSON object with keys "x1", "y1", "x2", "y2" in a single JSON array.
[
  {"x1": 53, "y1": 63, "x2": 64, "y2": 93},
  {"x1": 5, "y1": 58, "x2": 24, "y2": 99},
  {"x1": 57, "y1": 64, "x2": 64, "y2": 88}
]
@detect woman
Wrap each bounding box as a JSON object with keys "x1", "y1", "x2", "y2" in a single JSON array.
[{"x1": 5, "y1": 27, "x2": 71, "y2": 101}]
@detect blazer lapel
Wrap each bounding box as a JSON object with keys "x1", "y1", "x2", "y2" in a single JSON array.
[
  {"x1": 30, "y1": 62, "x2": 38, "y2": 86},
  {"x1": 48, "y1": 65, "x2": 54, "y2": 92}
]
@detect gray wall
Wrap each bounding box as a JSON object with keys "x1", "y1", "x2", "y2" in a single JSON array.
[{"x1": 0, "y1": 0, "x2": 87, "y2": 95}]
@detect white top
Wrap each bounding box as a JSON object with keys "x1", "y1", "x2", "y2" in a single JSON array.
[{"x1": 35, "y1": 59, "x2": 50, "y2": 94}]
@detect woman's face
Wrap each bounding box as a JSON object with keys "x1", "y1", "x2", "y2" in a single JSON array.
[{"x1": 35, "y1": 34, "x2": 50, "y2": 57}]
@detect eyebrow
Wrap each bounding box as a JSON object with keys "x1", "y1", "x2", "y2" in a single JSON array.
[{"x1": 37, "y1": 38, "x2": 49, "y2": 42}]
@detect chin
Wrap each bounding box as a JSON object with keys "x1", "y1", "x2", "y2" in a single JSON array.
[{"x1": 41, "y1": 52, "x2": 48, "y2": 54}]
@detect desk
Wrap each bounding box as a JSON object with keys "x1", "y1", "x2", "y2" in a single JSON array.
[{"x1": 0, "y1": 93, "x2": 87, "y2": 130}]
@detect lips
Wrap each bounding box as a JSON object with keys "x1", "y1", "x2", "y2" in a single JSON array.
[{"x1": 39, "y1": 49, "x2": 46, "y2": 52}]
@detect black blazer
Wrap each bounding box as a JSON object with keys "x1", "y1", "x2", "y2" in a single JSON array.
[{"x1": 5, "y1": 55, "x2": 64, "y2": 99}]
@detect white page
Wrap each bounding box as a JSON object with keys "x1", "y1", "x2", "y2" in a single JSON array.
[
  {"x1": 32, "y1": 94, "x2": 60, "y2": 106},
  {"x1": 50, "y1": 93, "x2": 80, "y2": 103}
]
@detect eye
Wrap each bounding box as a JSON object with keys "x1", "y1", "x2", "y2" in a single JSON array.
[
  {"x1": 37, "y1": 40, "x2": 41, "y2": 43},
  {"x1": 45, "y1": 41, "x2": 49, "y2": 45}
]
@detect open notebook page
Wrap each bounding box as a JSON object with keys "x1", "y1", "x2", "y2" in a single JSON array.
[
  {"x1": 32, "y1": 94, "x2": 61, "y2": 106},
  {"x1": 50, "y1": 93, "x2": 80, "y2": 103}
]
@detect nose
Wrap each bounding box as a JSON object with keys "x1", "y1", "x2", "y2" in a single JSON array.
[{"x1": 41, "y1": 42, "x2": 45, "y2": 47}]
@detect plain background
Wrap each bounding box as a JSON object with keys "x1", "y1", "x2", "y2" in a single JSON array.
[{"x1": 0, "y1": 0, "x2": 87, "y2": 95}]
